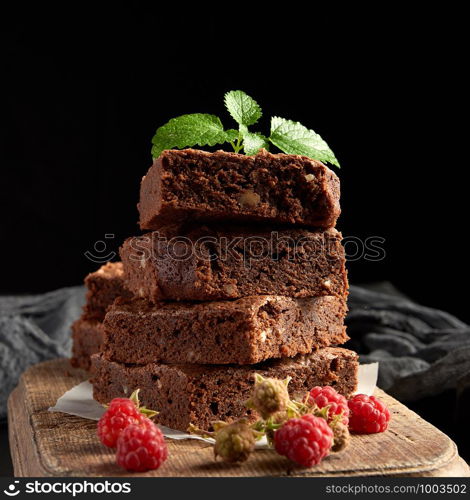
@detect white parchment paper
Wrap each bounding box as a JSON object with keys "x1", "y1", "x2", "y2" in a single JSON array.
[{"x1": 49, "y1": 363, "x2": 378, "y2": 444}]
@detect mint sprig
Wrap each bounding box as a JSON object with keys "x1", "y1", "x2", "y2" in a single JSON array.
[
  {"x1": 242, "y1": 130, "x2": 269, "y2": 155},
  {"x1": 269, "y1": 117, "x2": 340, "y2": 167},
  {"x1": 151, "y1": 114, "x2": 231, "y2": 158},
  {"x1": 224, "y1": 90, "x2": 262, "y2": 127},
  {"x1": 151, "y1": 91, "x2": 340, "y2": 167}
]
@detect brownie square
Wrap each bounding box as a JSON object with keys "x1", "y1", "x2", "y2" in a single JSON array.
[
  {"x1": 120, "y1": 224, "x2": 347, "y2": 302},
  {"x1": 138, "y1": 149, "x2": 340, "y2": 230},
  {"x1": 91, "y1": 347, "x2": 359, "y2": 431},
  {"x1": 102, "y1": 295, "x2": 348, "y2": 365}
]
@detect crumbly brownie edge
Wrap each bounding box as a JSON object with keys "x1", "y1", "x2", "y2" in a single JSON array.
[
  {"x1": 137, "y1": 157, "x2": 163, "y2": 232},
  {"x1": 70, "y1": 319, "x2": 105, "y2": 371},
  {"x1": 82, "y1": 262, "x2": 132, "y2": 322},
  {"x1": 119, "y1": 237, "x2": 161, "y2": 302},
  {"x1": 91, "y1": 355, "x2": 193, "y2": 431}
]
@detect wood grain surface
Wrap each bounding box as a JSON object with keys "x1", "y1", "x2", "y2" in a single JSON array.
[{"x1": 7, "y1": 359, "x2": 470, "y2": 477}]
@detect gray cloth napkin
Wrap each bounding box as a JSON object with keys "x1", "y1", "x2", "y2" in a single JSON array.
[
  {"x1": 347, "y1": 285, "x2": 470, "y2": 401},
  {"x1": 0, "y1": 286, "x2": 85, "y2": 418}
]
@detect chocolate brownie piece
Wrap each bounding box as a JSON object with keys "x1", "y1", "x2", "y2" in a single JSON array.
[
  {"x1": 138, "y1": 149, "x2": 340, "y2": 230},
  {"x1": 91, "y1": 347, "x2": 358, "y2": 431},
  {"x1": 83, "y1": 262, "x2": 132, "y2": 321},
  {"x1": 70, "y1": 319, "x2": 105, "y2": 371},
  {"x1": 102, "y1": 295, "x2": 348, "y2": 365},
  {"x1": 120, "y1": 224, "x2": 347, "y2": 302}
]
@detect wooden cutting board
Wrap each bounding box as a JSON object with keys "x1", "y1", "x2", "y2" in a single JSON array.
[{"x1": 7, "y1": 359, "x2": 469, "y2": 477}]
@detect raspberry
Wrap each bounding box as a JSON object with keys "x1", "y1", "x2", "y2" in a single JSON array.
[
  {"x1": 309, "y1": 386, "x2": 349, "y2": 425},
  {"x1": 348, "y1": 394, "x2": 391, "y2": 434},
  {"x1": 97, "y1": 390, "x2": 157, "y2": 448},
  {"x1": 214, "y1": 420, "x2": 256, "y2": 463},
  {"x1": 116, "y1": 420, "x2": 168, "y2": 472},
  {"x1": 274, "y1": 414, "x2": 333, "y2": 467},
  {"x1": 98, "y1": 398, "x2": 146, "y2": 448}
]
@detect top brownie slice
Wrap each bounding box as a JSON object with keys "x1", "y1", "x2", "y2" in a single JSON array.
[
  {"x1": 138, "y1": 149, "x2": 340, "y2": 230},
  {"x1": 83, "y1": 262, "x2": 132, "y2": 321}
]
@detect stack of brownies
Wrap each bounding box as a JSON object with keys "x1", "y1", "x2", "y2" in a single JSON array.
[{"x1": 75, "y1": 148, "x2": 359, "y2": 431}]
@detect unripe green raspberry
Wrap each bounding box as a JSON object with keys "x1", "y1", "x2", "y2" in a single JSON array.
[
  {"x1": 214, "y1": 421, "x2": 256, "y2": 463},
  {"x1": 249, "y1": 374, "x2": 291, "y2": 420},
  {"x1": 331, "y1": 421, "x2": 350, "y2": 452}
]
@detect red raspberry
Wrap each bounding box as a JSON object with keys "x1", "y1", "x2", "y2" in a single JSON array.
[
  {"x1": 116, "y1": 420, "x2": 168, "y2": 472},
  {"x1": 309, "y1": 386, "x2": 350, "y2": 425},
  {"x1": 348, "y1": 394, "x2": 391, "y2": 434},
  {"x1": 98, "y1": 398, "x2": 146, "y2": 448},
  {"x1": 274, "y1": 414, "x2": 333, "y2": 467}
]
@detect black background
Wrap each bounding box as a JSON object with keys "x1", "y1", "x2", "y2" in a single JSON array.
[{"x1": 1, "y1": 5, "x2": 467, "y2": 322}]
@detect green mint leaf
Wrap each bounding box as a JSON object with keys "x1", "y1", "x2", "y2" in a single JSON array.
[
  {"x1": 269, "y1": 117, "x2": 340, "y2": 167},
  {"x1": 242, "y1": 131, "x2": 269, "y2": 155},
  {"x1": 224, "y1": 90, "x2": 262, "y2": 127},
  {"x1": 151, "y1": 113, "x2": 230, "y2": 158},
  {"x1": 225, "y1": 129, "x2": 239, "y2": 142}
]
